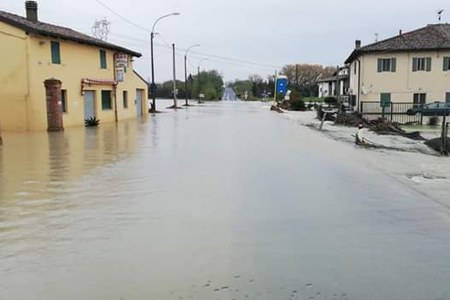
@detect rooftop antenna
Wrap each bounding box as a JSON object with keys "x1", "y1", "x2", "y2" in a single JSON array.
[
  {"x1": 92, "y1": 18, "x2": 111, "y2": 41},
  {"x1": 437, "y1": 9, "x2": 444, "y2": 23},
  {"x1": 375, "y1": 33, "x2": 379, "y2": 42}
]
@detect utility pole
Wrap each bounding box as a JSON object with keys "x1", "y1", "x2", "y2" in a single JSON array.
[
  {"x1": 197, "y1": 58, "x2": 208, "y2": 104},
  {"x1": 273, "y1": 71, "x2": 277, "y2": 104},
  {"x1": 149, "y1": 12, "x2": 180, "y2": 113},
  {"x1": 184, "y1": 54, "x2": 188, "y2": 106},
  {"x1": 150, "y1": 31, "x2": 156, "y2": 112},
  {"x1": 197, "y1": 66, "x2": 201, "y2": 103},
  {"x1": 172, "y1": 43, "x2": 178, "y2": 108},
  {"x1": 184, "y1": 44, "x2": 200, "y2": 106}
]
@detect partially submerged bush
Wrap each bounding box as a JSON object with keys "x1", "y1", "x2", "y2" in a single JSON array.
[
  {"x1": 290, "y1": 99, "x2": 306, "y2": 111},
  {"x1": 85, "y1": 116, "x2": 100, "y2": 127}
]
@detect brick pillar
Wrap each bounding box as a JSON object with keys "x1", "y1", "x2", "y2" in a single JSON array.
[{"x1": 44, "y1": 78, "x2": 64, "y2": 132}]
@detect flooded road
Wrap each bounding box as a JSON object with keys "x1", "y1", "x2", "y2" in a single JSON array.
[{"x1": 1, "y1": 101, "x2": 450, "y2": 300}]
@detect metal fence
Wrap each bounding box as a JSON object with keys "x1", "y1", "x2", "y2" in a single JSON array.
[{"x1": 360, "y1": 101, "x2": 423, "y2": 124}]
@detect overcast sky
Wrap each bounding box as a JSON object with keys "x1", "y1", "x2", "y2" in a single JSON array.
[{"x1": 2, "y1": 0, "x2": 450, "y2": 82}]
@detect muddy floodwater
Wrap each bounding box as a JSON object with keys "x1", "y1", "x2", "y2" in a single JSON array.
[{"x1": 1, "y1": 101, "x2": 450, "y2": 300}]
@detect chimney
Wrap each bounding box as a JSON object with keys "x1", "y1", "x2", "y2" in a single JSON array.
[
  {"x1": 355, "y1": 40, "x2": 361, "y2": 49},
  {"x1": 399, "y1": 29, "x2": 403, "y2": 35},
  {"x1": 25, "y1": 1, "x2": 38, "y2": 22}
]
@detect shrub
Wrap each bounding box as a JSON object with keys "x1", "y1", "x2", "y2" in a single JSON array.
[
  {"x1": 290, "y1": 99, "x2": 306, "y2": 111},
  {"x1": 324, "y1": 97, "x2": 338, "y2": 106},
  {"x1": 428, "y1": 116, "x2": 439, "y2": 126}
]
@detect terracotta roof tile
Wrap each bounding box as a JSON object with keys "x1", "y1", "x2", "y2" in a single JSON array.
[
  {"x1": 345, "y1": 24, "x2": 450, "y2": 63},
  {"x1": 0, "y1": 9, "x2": 142, "y2": 57}
]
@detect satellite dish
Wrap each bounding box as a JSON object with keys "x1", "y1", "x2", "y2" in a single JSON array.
[{"x1": 361, "y1": 86, "x2": 368, "y2": 95}]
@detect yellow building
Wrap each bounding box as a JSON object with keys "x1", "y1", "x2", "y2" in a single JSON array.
[
  {"x1": 345, "y1": 24, "x2": 450, "y2": 110},
  {"x1": 0, "y1": 1, "x2": 148, "y2": 132}
]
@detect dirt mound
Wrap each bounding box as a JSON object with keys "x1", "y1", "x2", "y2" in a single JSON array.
[
  {"x1": 335, "y1": 113, "x2": 425, "y2": 141},
  {"x1": 317, "y1": 108, "x2": 336, "y2": 122},
  {"x1": 425, "y1": 138, "x2": 450, "y2": 155},
  {"x1": 270, "y1": 105, "x2": 284, "y2": 113}
]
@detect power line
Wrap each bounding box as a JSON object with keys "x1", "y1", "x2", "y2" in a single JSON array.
[
  {"x1": 95, "y1": 0, "x2": 150, "y2": 33},
  {"x1": 110, "y1": 32, "x2": 280, "y2": 70},
  {"x1": 95, "y1": 0, "x2": 282, "y2": 71}
]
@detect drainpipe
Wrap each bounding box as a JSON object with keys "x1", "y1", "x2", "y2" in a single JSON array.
[
  {"x1": 0, "y1": 120, "x2": 3, "y2": 145},
  {"x1": 356, "y1": 58, "x2": 361, "y2": 112},
  {"x1": 113, "y1": 84, "x2": 118, "y2": 122},
  {"x1": 113, "y1": 53, "x2": 118, "y2": 122}
]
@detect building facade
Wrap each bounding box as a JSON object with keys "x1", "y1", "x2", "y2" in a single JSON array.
[
  {"x1": 345, "y1": 24, "x2": 450, "y2": 111},
  {"x1": 0, "y1": 1, "x2": 148, "y2": 131},
  {"x1": 317, "y1": 66, "x2": 349, "y2": 99}
]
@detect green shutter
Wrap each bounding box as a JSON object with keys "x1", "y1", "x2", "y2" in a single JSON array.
[
  {"x1": 426, "y1": 57, "x2": 432, "y2": 71},
  {"x1": 391, "y1": 58, "x2": 396, "y2": 72},
  {"x1": 413, "y1": 58, "x2": 419, "y2": 71},
  {"x1": 100, "y1": 50, "x2": 107, "y2": 69},
  {"x1": 51, "y1": 41, "x2": 61, "y2": 64},
  {"x1": 377, "y1": 58, "x2": 382, "y2": 72},
  {"x1": 444, "y1": 57, "x2": 450, "y2": 71}
]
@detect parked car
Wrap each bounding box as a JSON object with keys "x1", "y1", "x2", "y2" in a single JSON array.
[{"x1": 407, "y1": 101, "x2": 450, "y2": 116}]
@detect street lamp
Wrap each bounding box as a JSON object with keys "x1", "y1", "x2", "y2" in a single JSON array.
[
  {"x1": 184, "y1": 44, "x2": 201, "y2": 106},
  {"x1": 197, "y1": 58, "x2": 209, "y2": 103},
  {"x1": 149, "y1": 12, "x2": 180, "y2": 113}
]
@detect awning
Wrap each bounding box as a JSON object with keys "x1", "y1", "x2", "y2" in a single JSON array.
[{"x1": 81, "y1": 78, "x2": 117, "y2": 94}]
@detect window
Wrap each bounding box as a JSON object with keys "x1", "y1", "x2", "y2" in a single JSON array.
[
  {"x1": 51, "y1": 41, "x2": 61, "y2": 64},
  {"x1": 353, "y1": 62, "x2": 357, "y2": 74},
  {"x1": 412, "y1": 57, "x2": 432, "y2": 72},
  {"x1": 377, "y1": 58, "x2": 396, "y2": 72},
  {"x1": 101, "y1": 90, "x2": 112, "y2": 110},
  {"x1": 413, "y1": 93, "x2": 426, "y2": 107},
  {"x1": 123, "y1": 91, "x2": 128, "y2": 108},
  {"x1": 443, "y1": 57, "x2": 450, "y2": 71},
  {"x1": 100, "y1": 50, "x2": 107, "y2": 69},
  {"x1": 446, "y1": 92, "x2": 450, "y2": 103},
  {"x1": 61, "y1": 89, "x2": 67, "y2": 113},
  {"x1": 380, "y1": 93, "x2": 391, "y2": 107}
]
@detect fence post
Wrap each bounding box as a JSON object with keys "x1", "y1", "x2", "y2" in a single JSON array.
[{"x1": 390, "y1": 103, "x2": 393, "y2": 122}]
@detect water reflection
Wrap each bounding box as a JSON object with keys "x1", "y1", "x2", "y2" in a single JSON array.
[{"x1": 0, "y1": 120, "x2": 141, "y2": 226}]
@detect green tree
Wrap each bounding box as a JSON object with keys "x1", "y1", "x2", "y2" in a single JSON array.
[{"x1": 192, "y1": 70, "x2": 224, "y2": 101}]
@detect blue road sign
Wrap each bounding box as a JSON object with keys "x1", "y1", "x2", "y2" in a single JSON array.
[{"x1": 276, "y1": 76, "x2": 288, "y2": 94}]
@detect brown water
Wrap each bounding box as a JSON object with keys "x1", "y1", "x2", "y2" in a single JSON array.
[{"x1": 1, "y1": 101, "x2": 450, "y2": 300}]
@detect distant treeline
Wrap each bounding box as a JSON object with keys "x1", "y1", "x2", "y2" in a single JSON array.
[
  {"x1": 150, "y1": 64, "x2": 335, "y2": 101},
  {"x1": 151, "y1": 70, "x2": 224, "y2": 101},
  {"x1": 228, "y1": 64, "x2": 336, "y2": 101}
]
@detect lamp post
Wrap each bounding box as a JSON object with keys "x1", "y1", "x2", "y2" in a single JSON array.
[
  {"x1": 184, "y1": 44, "x2": 201, "y2": 106},
  {"x1": 149, "y1": 12, "x2": 180, "y2": 113},
  {"x1": 197, "y1": 58, "x2": 209, "y2": 103}
]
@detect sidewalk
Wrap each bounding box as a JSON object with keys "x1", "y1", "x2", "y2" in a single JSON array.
[{"x1": 279, "y1": 109, "x2": 450, "y2": 207}]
